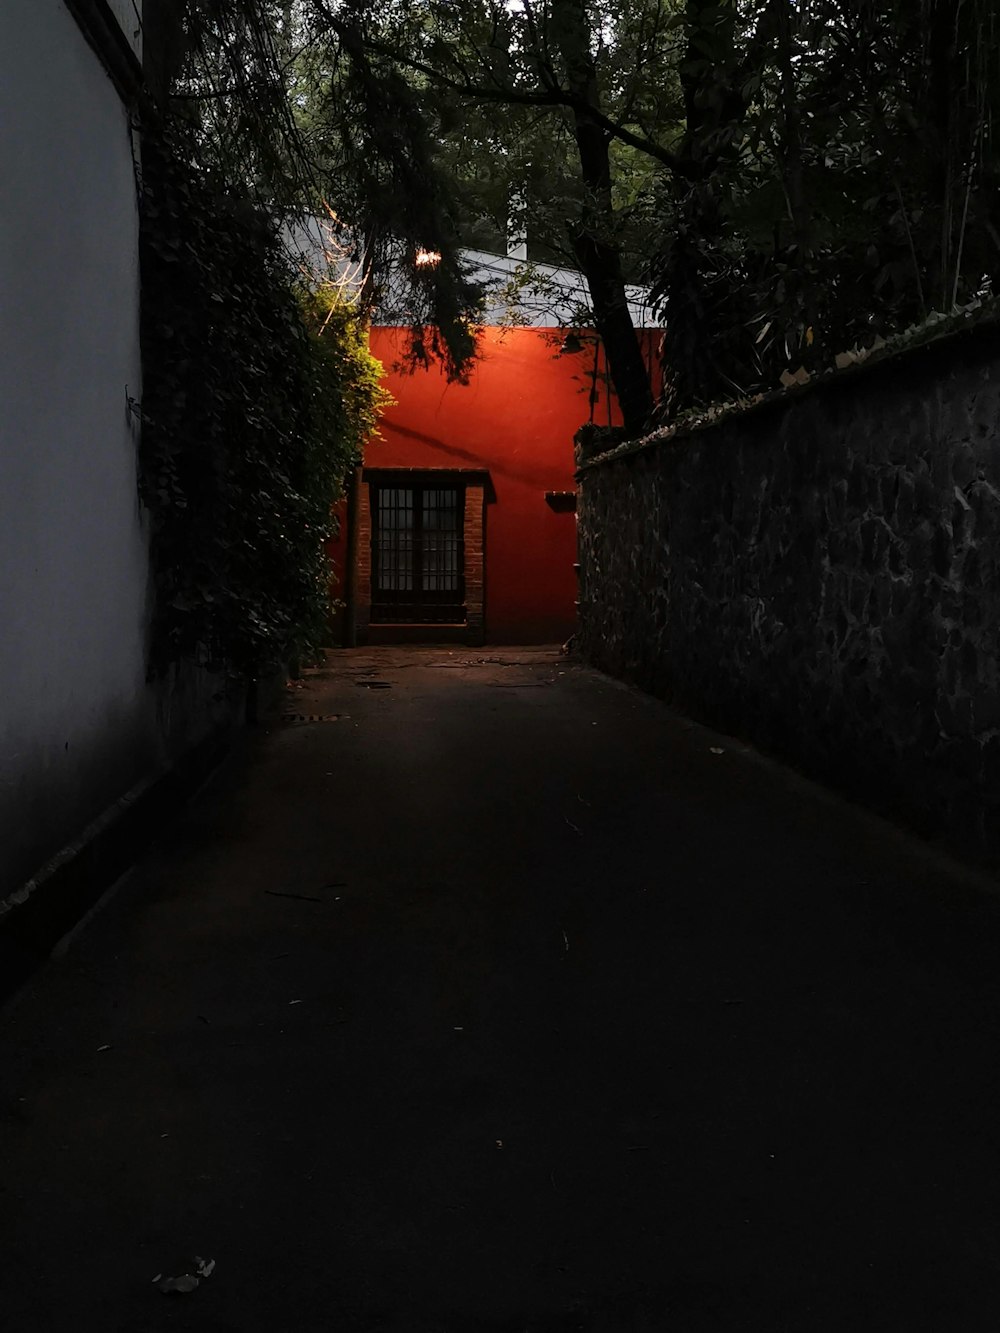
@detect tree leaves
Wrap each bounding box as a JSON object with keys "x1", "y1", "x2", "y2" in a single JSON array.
[
  {"x1": 652, "y1": 0, "x2": 1000, "y2": 417},
  {"x1": 167, "y1": 0, "x2": 1000, "y2": 427}
]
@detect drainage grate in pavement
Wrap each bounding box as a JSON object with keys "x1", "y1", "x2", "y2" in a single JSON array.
[
  {"x1": 486, "y1": 681, "x2": 553, "y2": 688},
  {"x1": 355, "y1": 681, "x2": 392, "y2": 689},
  {"x1": 281, "y1": 713, "x2": 349, "y2": 724},
  {"x1": 476, "y1": 657, "x2": 563, "y2": 667}
]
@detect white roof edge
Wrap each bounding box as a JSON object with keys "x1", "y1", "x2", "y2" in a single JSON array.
[
  {"x1": 283, "y1": 222, "x2": 662, "y2": 329},
  {"x1": 461, "y1": 248, "x2": 661, "y2": 329}
]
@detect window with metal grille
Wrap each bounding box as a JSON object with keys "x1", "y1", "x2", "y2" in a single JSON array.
[{"x1": 371, "y1": 483, "x2": 466, "y2": 623}]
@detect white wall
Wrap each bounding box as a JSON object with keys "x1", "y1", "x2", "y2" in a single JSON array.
[{"x1": 0, "y1": 0, "x2": 154, "y2": 898}]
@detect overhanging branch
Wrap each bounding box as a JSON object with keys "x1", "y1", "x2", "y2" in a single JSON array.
[{"x1": 307, "y1": 1, "x2": 687, "y2": 177}]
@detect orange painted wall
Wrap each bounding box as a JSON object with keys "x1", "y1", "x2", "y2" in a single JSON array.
[{"x1": 329, "y1": 325, "x2": 660, "y2": 644}]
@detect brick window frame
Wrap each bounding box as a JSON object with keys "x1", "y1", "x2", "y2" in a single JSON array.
[{"x1": 356, "y1": 468, "x2": 491, "y2": 645}]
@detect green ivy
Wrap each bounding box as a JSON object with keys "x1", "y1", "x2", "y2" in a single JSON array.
[{"x1": 138, "y1": 119, "x2": 390, "y2": 682}]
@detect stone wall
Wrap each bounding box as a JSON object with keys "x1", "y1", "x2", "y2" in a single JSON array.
[{"x1": 577, "y1": 322, "x2": 1000, "y2": 862}]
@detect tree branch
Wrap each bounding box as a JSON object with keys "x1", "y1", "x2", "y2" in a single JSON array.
[
  {"x1": 377, "y1": 43, "x2": 686, "y2": 173},
  {"x1": 306, "y1": 0, "x2": 686, "y2": 176}
]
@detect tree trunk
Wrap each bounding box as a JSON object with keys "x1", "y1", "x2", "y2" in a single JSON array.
[
  {"x1": 142, "y1": 0, "x2": 190, "y2": 110},
  {"x1": 550, "y1": 0, "x2": 653, "y2": 436},
  {"x1": 774, "y1": 2, "x2": 808, "y2": 257},
  {"x1": 927, "y1": 0, "x2": 959, "y2": 308},
  {"x1": 657, "y1": 0, "x2": 746, "y2": 417},
  {"x1": 566, "y1": 198, "x2": 655, "y2": 439},
  {"x1": 678, "y1": 0, "x2": 740, "y2": 172}
]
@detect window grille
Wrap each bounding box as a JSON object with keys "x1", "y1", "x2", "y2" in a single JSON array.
[{"x1": 371, "y1": 483, "x2": 466, "y2": 623}]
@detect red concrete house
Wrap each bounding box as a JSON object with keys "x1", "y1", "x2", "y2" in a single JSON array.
[{"x1": 327, "y1": 250, "x2": 660, "y2": 646}]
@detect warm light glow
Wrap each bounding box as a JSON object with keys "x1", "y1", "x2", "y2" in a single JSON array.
[{"x1": 415, "y1": 249, "x2": 442, "y2": 268}]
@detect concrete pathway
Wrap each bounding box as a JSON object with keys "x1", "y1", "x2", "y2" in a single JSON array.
[{"x1": 3, "y1": 647, "x2": 1000, "y2": 1331}]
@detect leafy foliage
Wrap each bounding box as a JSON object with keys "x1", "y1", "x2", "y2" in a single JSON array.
[
  {"x1": 157, "y1": 0, "x2": 486, "y2": 380},
  {"x1": 156, "y1": 0, "x2": 1000, "y2": 434},
  {"x1": 138, "y1": 118, "x2": 390, "y2": 680},
  {"x1": 653, "y1": 0, "x2": 1000, "y2": 415},
  {"x1": 158, "y1": 0, "x2": 686, "y2": 432}
]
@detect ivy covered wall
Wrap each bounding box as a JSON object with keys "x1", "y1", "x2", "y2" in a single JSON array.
[{"x1": 139, "y1": 122, "x2": 389, "y2": 685}]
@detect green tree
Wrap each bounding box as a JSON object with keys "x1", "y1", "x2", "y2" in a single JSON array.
[
  {"x1": 654, "y1": 0, "x2": 1000, "y2": 412},
  {"x1": 305, "y1": 0, "x2": 688, "y2": 432},
  {"x1": 149, "y1": 0, "x2": 689, "y2": 434},
  {"x1": 148, "y1": 0, "x2": 1000, "y2": 433}
]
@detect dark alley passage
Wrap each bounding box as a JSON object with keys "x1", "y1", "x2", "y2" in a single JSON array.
[{"x1": 3, "y1": 648, "x2": 1000, "y2": 1331}]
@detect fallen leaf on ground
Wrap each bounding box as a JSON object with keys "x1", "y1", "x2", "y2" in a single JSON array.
[{"x1": 158, "y1": 1275, "x2": 199, "y2": 1295}]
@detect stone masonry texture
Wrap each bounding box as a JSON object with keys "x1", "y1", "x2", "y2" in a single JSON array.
[{"x1": 577, "y1": 323, "x2": 1000, "y2": 862}]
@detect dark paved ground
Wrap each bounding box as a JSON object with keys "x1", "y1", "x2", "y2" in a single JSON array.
[{"x1": 3, "y1": 647, "x2": 1000, "y2": 1332}]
